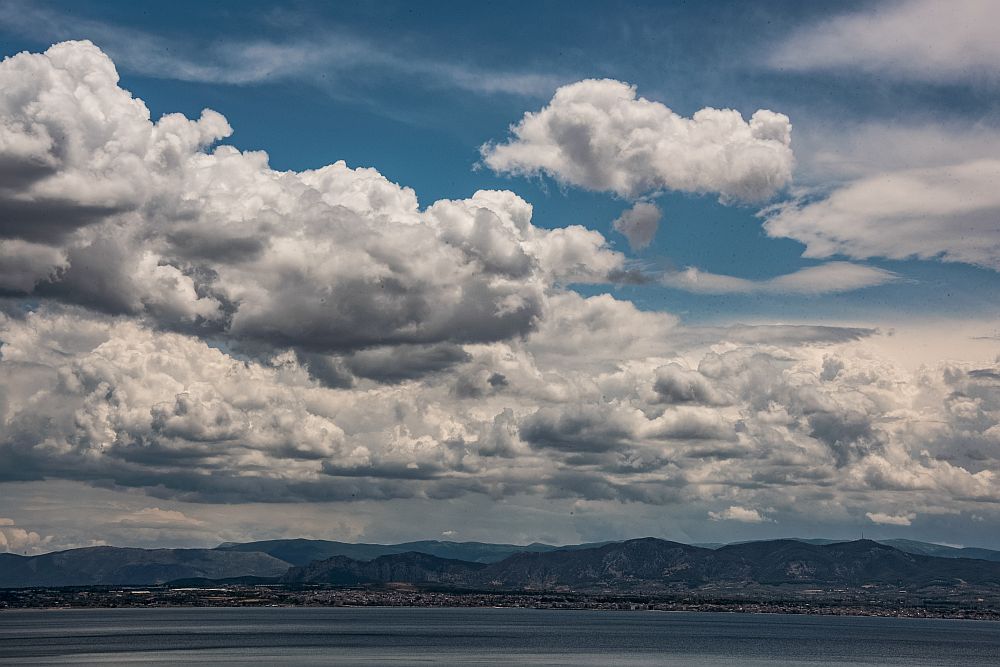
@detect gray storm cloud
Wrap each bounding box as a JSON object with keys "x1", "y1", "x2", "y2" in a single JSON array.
[{"x1": 2, "y1": 304, "x2": 997, "y2": 517}]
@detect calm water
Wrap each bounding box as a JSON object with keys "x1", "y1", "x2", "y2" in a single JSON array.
[{"x1": 1, "y1": 607, "x2": 998, "y2": 666}]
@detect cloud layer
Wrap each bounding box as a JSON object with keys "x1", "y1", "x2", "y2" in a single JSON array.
[
  {"x1": 0, "y1": 42, "x2": 998, "y2": 549},
  {"x1": 3, "y1": 302, "x2": 997, "y2": 532},
  {"x1": 0, "y1": 1, "x2": 562, "y2": 96},
  {"x1": 763, "y1": 160, "x2": 1000, "y2": 270},
  {"x1": 481, "y1": 79, "x2": 794, "y2": 201},
  {"x1": 662, "y1": 263, "x2": 899, "y2": 295},
  {"x1": 770, "y1": 0, "x2": 1000, "y2": 86}
]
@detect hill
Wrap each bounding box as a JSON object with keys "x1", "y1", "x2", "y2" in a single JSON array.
[
  {"x1": 0, "y1": 547, "x2": 290, "y2": 588},
  {"x1": 281, "y1": 551, "x2": 488, "y2": 585},
  {"x1": 215, "y1": 538, "x2": 613, "y2": 565},
  {"x1": 277, "y1": 538, "x2": 1000, "y2": 592},
  {"x1": 6, "y1": 537, "x2": 1000, "y2": 591}
]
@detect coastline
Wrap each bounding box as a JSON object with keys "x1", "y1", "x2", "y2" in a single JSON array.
[{"x1": 3, "y1": 587, "x2": 999, "y2": 621}]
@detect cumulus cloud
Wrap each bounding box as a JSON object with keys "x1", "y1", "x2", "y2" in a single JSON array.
[
  {"x1": 0, "y1": 240, "x2": 68, "y2": 293},
  {"x1": 652, "y1": 363, "x2": 730, "y2": 406},
  {"x1": 1, "y1": 41, "x2": 998, "y2": 541},
  {"x1": 612, "y1": 202, "x2": 661, "y2": 251},
  {"x1": 481, "y1": 79, "x2": 793, "y2": 201},
  {"x1": 763, "y1": 160, "x2": 1000, "y2": 270},
  {"x1": 0, "y1": 41, "x2": 624, "y2": 352},
  {"x1": 1, "y1": 303, "x2": 998, "y2": 519},
  {"x1": 708, "y1": 506, "x2": 771, "y2": 523},
  {"x1": 662, "y1": 262, "x2": 899, "y2": 295},
  {"x1": 0, "y1": 518, "x2": 52, "y2": 553},
  {"x1": 770, "y1": 0, "x2": 1000, "y2": 86},
  {"x1": 866, "y1": 511, "x2": 916, "y2": 527}
]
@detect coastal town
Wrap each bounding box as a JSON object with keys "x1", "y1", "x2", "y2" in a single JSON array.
[{"x1": 3, "y1": 584, "x2": 998, "y2": 621}]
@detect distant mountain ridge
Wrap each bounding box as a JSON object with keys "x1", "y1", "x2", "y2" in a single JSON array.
[
  {"x1": 216, "y1": 536, "x2": 1000, "y2": 565},
  {"x1": 280, "y1": 551, "x2": 488, "y2": 586},
  {"x1": 214, "y1": 538, "x2": 615, "y2": 565},
  {"x1": 2, "y1": 536, "x2": 1000, "y2": 589},
  {"x1": 0, "y1": 547, "x2": 289, "y2": 588},
  {"x1": 279, "y1": 538, "x2": 1000, "y2": 591}
]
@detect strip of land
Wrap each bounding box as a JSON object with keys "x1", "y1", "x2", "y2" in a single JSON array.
[{"x1": 3, "y1": 586, "x2": 999, "y2": 620}]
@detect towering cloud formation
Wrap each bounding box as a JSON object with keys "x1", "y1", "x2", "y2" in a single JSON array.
[
  {"x1": 481, "y1": 79, "x2": 794, "y2": 202},
  {"x1": 0, "y1": 41, "x2": 624, "y2": 351}
]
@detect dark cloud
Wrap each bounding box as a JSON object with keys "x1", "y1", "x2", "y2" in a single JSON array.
[
  {"x1": 807, "y1": 410, "x2": 884, "y2": 467},
  {"x1": 295, "y1": 351, "x2": 355, "y2": 389},
  {"x1": 166, "y1": 230, "x2": 268, "y2": 263},
  {"x1": 520, "y1": 405, "x2": 635, "y2": 453},
  {"x1": 652, "y1": 363, "x2": 729, "y2": 405},
  {"x1": 0, "y1": 198, "x2": 130, "y2": 243},
  {"x1": 343, "y1": 343, "x2": 471, "y2": 383}
]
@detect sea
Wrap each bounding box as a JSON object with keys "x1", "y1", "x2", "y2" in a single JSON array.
[{"x1": 1, "y1": 607, "x2": 998, "y2": 665}]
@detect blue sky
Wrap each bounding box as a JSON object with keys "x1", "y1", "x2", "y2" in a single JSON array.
[
  {"x1": 3, "y1": 0, "x2": 997, "y2": 323},
  {"x1": 0, "y1": 0, "x2": 999, "y2": 551}
]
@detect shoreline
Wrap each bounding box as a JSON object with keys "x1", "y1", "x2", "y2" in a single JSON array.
[{"x1": 3, "y1": 588, "x2": 999, "y2": 621}]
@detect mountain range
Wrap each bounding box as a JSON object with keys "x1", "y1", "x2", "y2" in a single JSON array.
[
  {"x1": 214, "y1": 537, "x2": 616, "y2": 565},
  {"x1": 0, "y1": 547, "x2": 288, "y2": 588},
  {"x1": 280, "y1": 538, "x2": 1000, "y2": 591},
  {"x1": 2, "y1": 536, "x2": 1000, "y2": 590}
]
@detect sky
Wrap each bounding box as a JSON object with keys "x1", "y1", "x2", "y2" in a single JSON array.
[{"x1": 0, "y1": 0, "x2": 998, "y2": 554}]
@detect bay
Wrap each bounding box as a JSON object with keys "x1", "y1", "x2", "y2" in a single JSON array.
[{"x1": 1, "y1": 607, "x2": 998, "y2": 666}]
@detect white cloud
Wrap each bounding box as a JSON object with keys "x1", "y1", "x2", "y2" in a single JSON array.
[
  {"x1": 115, "y1": 508, "x2": 207, "y2": 529},
  {"x1": 0, "y1": 1, "x2": 561, "y2": 96},
  {"x1": 2, "y1": 304, "x2": 998, "y2": 522},
  {"x1": 793, "y1": 121, "x2": 1000, "y2": 185},
  {"x1": 481, "y1": 78, "x2": 793, "y2": 201},
  {"x1": 708, "y1": 506, "x2": 771, "y2": 523},
  {"x1": 0, "y1": 518, "x2": 52, "y2": 554},
  {"x1": 0, "y1": 41, "x2": 624, "y2": 352},
  {"x1": 0, "y1": 41, "x2": 999, "y2": 544},
  {"x1": 612, "y1": 202, "x2": 661, "y2": 251},
  {"x1": 770, "y1": 0, "x2": 1000, "y2": 86},
  {"x1": 866, "y1": 511, "x2": 916, "y2": 527},
  {"x1": 763, "y1": 160, "x2": 1000, "y2": 270},
  {"x1": 662, "y1": 262, "x2": 898, "y2": 295}
]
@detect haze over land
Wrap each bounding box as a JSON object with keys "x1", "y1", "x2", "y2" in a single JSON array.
[{"x1": 0, "y1": 0, "x2": 998, "y2": 556}]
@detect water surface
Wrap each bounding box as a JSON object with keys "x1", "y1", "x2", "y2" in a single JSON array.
[{"x1": 1, "y1": 607, "x2": 998, "y2": 665}]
